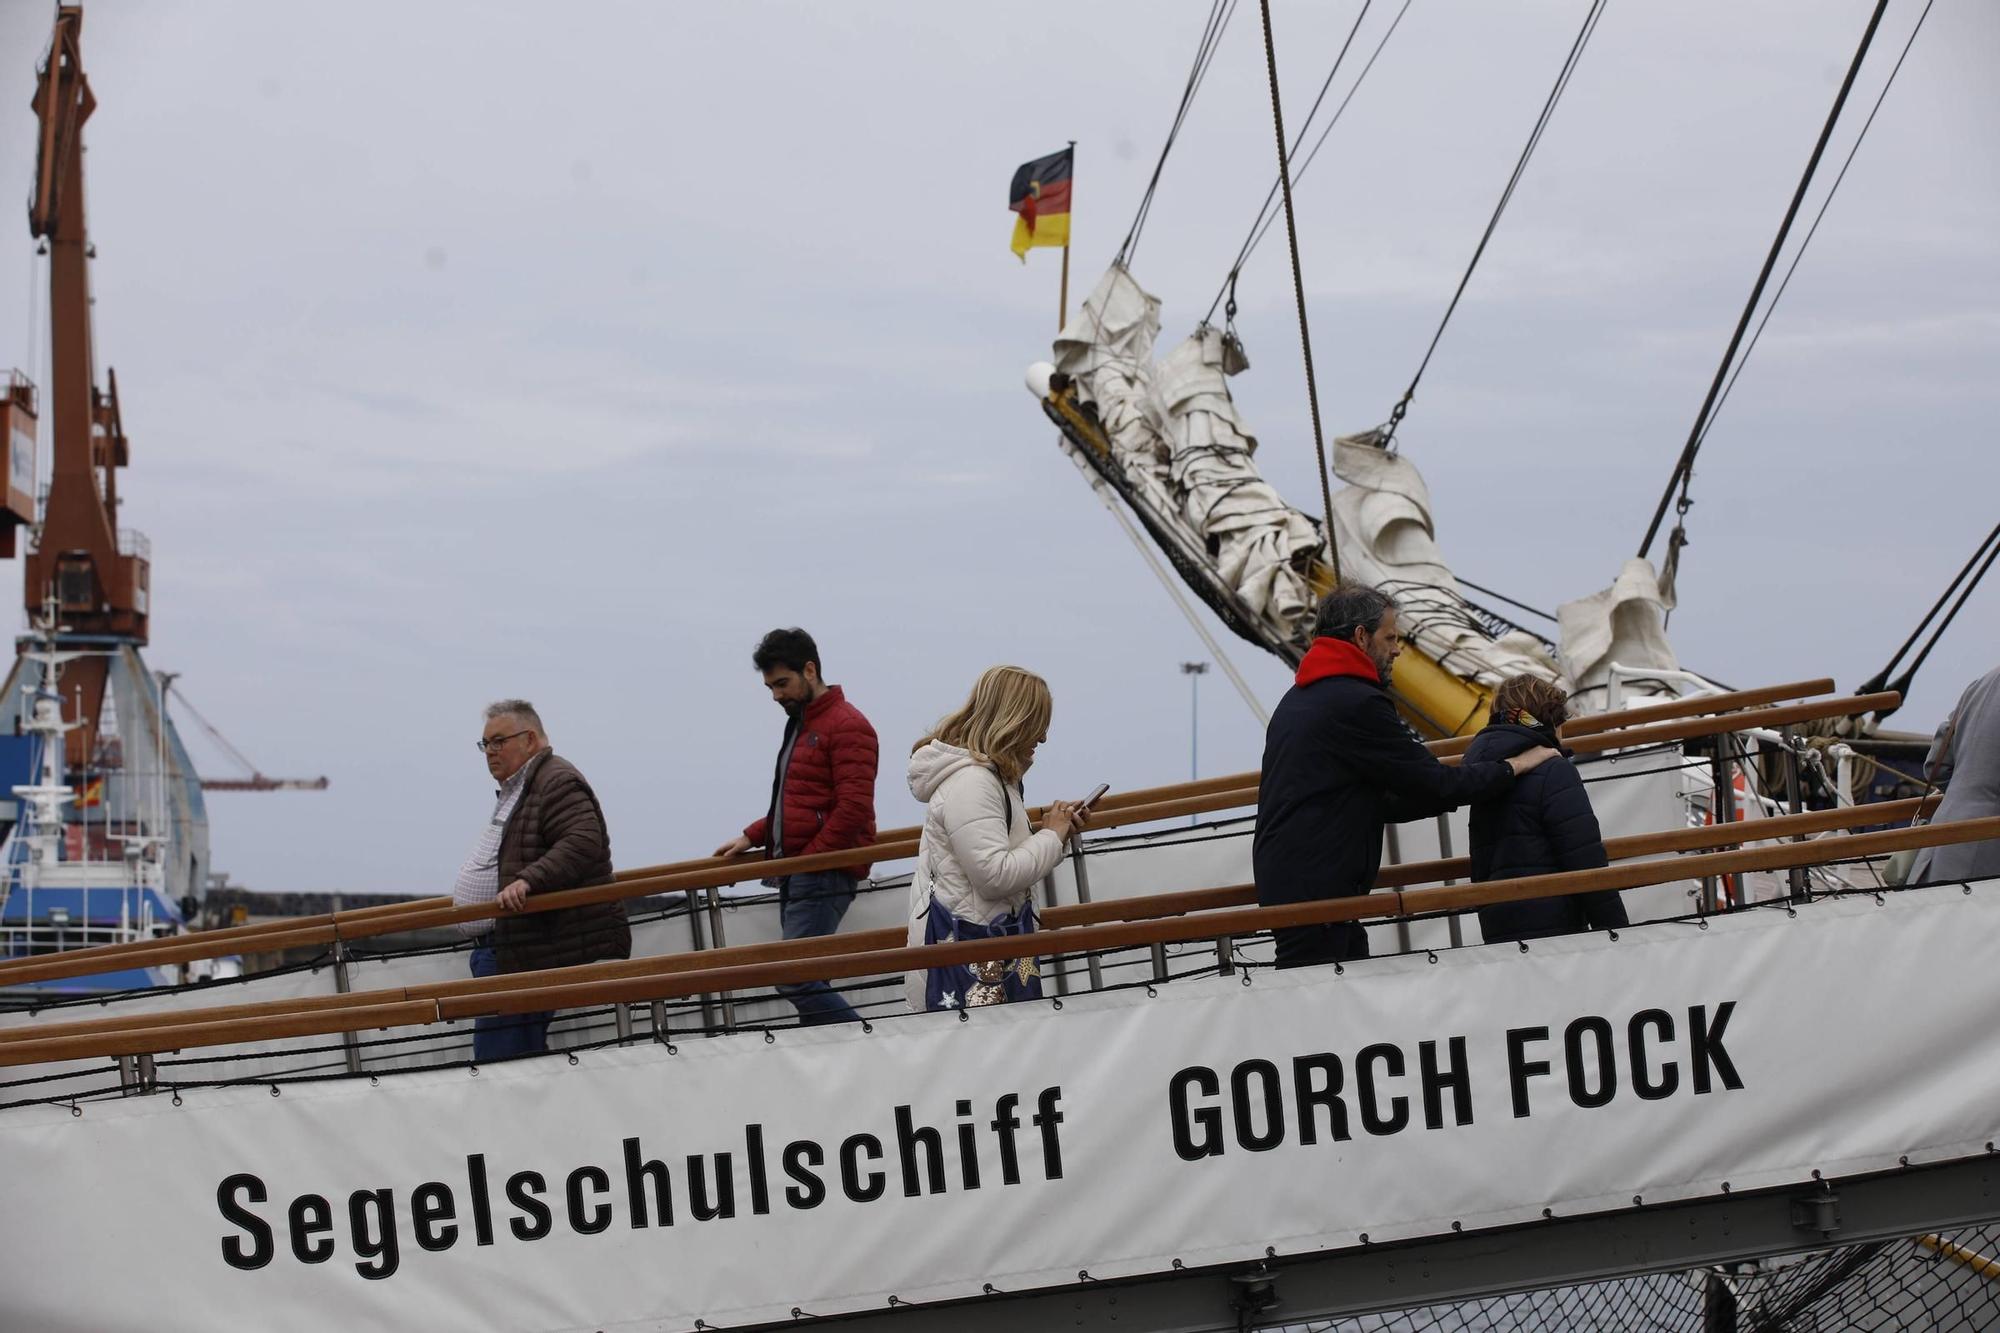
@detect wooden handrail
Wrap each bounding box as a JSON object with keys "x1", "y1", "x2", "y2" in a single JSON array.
[
  {"x1": 0, "y1": 682, "x2": 1887, "y2": 984},
  {"x1": 1422, "y1": 677, "x2": 1835, "y2": 757},
  {"x1": 1430, "y1": 691, "x2": 1899, "y2": 768},
  {"x1": 410, "y1": 815, "x2": 2000, "y2": 1019},
  {"x1": 0, "y1": 772, "x2": 1270, "y2": 978},
  {"x1": 1558, "y1": 677, "x2": 1835, "y2": 738},
  {"x1": 0, "y1": 798, "x2": 1966, "y2": 1067},
  {"x1": 9, "y1": 811, "x2": 1992, "y2": 1069},
  {"x1": 1561, "y1": 691, "x2": 1895, "y2": 757},
  {"x1": 0, "y1": 786, "x2": 1260, "y2": 985},
  {"x1": 0, "y1": 796, "x2": 1935, "y2": 1049}
]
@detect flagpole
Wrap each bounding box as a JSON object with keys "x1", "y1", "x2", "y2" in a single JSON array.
[
  {"x1": 1058, "y1": 244, "x2": 1070, "y2": 331},
  {"x1": 1058, "y1": 140, "x2": 1075, "y2": 331}
]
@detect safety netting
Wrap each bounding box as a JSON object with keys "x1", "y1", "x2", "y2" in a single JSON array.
[{"x1": 1299, "y1": 1225, "x2": 2000, "y2": 1331}]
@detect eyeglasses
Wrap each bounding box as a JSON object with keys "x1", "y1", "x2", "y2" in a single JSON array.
[{"x1": 475, "y1": 730, "x2": 533, "y2": 754}]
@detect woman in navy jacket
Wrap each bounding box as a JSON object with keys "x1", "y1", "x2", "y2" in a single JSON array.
[{"x1": 1464, "y1": 676, "x2": 1629, "y2": 944}]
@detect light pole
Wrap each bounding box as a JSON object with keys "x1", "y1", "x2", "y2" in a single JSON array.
[{"x1": 1181, "y1": 662, "x2": 1208, "y2": 825}]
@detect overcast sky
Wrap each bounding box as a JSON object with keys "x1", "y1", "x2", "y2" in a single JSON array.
[{"x1": 0, "y1": 0, "x2": 1992, "y2": 895}]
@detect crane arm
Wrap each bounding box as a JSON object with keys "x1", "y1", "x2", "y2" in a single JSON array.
[
  {"x1": 29, "y1": 8, "x2": 93, "y2": 241},
  {"x1": 172, "y1": 686, "x2": 331, "y2": 794},
  {"x1": 200, "y1": 777, "x2": 331, "y2": 793}
]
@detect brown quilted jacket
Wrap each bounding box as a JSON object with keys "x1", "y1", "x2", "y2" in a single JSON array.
[{"x1": 494, "y1": 751, "x2": 632, "y2": 974}]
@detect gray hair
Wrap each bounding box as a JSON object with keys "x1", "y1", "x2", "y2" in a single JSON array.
[
  {"x1": 483, "y1": 699, "x2": 545, "y2": 734},
  {"x1": 1313, "y1": 584, "x2": 1397, "y2": 644}
]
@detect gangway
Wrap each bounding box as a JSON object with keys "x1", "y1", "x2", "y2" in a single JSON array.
[
  {"x1": 0, "y1": 684, "x2": 1995, "y2": 1332},
  {"x1": 2, "y1": 855, "x2": 1996, "y2": 1331}
]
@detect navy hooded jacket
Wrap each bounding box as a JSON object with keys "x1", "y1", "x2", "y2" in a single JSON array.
[{"x1": 1462, "y1": 721, "x2": 1627, "y2": 943}]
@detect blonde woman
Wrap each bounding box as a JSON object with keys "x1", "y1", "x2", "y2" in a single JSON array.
[{"x1": 905, "y1": 666, "x2": 1088, "y2": 1012}]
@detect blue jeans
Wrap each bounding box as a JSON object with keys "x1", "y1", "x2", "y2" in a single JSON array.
[
  {"x1": 469, "y1": 944, "x2": 554, "y2": 1061},
  {"x1": 777, "y1": 871, "x2": 862, "y2": 1025}
]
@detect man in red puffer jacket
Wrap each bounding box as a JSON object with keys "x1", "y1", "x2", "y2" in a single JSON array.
[{"x1": 716, "y1": 627, "x2": 879, "y2": 1024}]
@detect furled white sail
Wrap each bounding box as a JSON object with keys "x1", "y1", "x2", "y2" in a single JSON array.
[
  {"x1": 1557, "y1": 556, "x2": 1686, "y2": 706},
  {"x1": 1039, "y1": 263, "x2": 1566, "y2": 691},
  {"x1": 1153, "y1": 325, "x2": 1323, "y2": 626},
  {"x1": 1325, "y1": 429, "x2": 1564, "y2": 689}
]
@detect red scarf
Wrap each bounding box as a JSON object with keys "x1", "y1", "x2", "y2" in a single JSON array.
[{"x1": 1295, "y1": 636, "x2": 1380, "y2": 687}]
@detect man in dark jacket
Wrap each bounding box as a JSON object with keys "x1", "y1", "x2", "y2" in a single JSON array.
[
  {"x1": 715, "y1": 628, "x2": 879, "y2": 1024},
  {"x1": 459, "y1": 700, "x2": 630, "y2": 1061},
  {"x1": 1254, "y1": 585, "x2": 1558, "y2": 969},
  {"x1": 1463, "y1": 675, "x2": 1628, "y2": 943}
]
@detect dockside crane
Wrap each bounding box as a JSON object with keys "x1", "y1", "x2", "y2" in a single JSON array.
[{"x1": 166, "y1": 684, "x2": 329, "y2": 794}]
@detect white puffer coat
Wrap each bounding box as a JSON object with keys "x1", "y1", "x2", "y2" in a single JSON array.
[{"x1": 904, "y1": 739, "x2": 1068, "y2": 1009}]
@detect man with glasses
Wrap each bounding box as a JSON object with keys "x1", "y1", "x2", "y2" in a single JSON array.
[{"x1": 453, "y1": 700, "x2": 630, "y2": 1060}]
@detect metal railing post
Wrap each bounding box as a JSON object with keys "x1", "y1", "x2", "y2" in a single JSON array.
[
  {"x1": 1385, "y1": 824, "x2": 1411, "y2": 954},
  {"x1": 1067, "y1": 843, "x2": 1105, "y2": 992},
  {"x1": 1711, "y1": 739, "x2": 1739, "y2": 911},
  {"x1": 1040, "y1": 872, "x2": 1070, "y2": 997},
  {"x1": 1150, "y1": 942, "x2": 1170, "y2": 983},
  {"x1": 1216, "y1": 936, "x2": 1235, "y2": 975},
  {"x1": 703, "y1": 886, "x2": 737, "y2": 1031},
  {"x1": 613, "y1": 1004, "x2": 635, "y2": 1044},
  {"x1": 1434, "y1": 812, "x2": 1464, "y2": 948},
  {"x1": 330, "y1": 939, "x2": 363, "y2": 1076},
  {"x1": 1782, "y1": 730, "x2": 1810, "y2": 903},
  {"x1": 649, "y1": 1001, "x2": 670, "y2": 1041},
  {"x1": 683, "y1": 889, "x2": 720, "y2": 1032}
]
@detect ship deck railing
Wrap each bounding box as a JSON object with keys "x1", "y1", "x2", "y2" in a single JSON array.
[
  {"x1": 0, "y1": 674, "x2": 1858, "y2": 992},
  {"x1": 0, "y1": 678, "x2": 1993, "y2": 1091},
  {"x1": 1, "y1": 798, "x2": 1989, "y2": 1078}
]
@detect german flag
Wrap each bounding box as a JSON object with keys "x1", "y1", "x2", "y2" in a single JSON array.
[{"x1": 1009, "y1": 147, "x2": 1072, "y2": 261}]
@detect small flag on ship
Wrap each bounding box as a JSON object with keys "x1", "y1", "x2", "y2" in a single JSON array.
[
  {"x1": 1008, "y1": 146, "x2": 1073, "y2": 261},
  {"x1": 77, "y1": 776, "x2": 104, "y2": 808}
]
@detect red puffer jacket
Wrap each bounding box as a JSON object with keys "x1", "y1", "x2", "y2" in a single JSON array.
[{"x1": 743, "y1": 685, "x2": 880, "y2": 878}]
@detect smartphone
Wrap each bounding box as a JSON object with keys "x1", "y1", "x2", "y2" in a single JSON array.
[{"x1": 1080, "y1": 782, "x2": 1111, "y2": 810}]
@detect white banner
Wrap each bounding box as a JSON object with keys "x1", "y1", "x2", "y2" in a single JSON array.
[{"x1": 4, "y1": 881, "x2": 1997, "y2": 1332}]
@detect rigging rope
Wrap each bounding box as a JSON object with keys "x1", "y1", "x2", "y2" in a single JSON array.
[
  {"x1": 1454, "y1": 576, "x2": 1558, "y2": 626},
  {"x1": 1865, "y1": 520, "x2": 1999, "y2": 691},
  {"x1": 1219, "y1": 0, "x2": 1413, "y2": 327},
  {"x1": 1377, "y1": 0, "x2": 1608, "y2": 450},
  {"x1": 1891, "y1": 541, "x2": 1998, "y2": 702},
  {"x1": 1119, "y1": 0, "x2": 1240, "y2": 269},
  {"x1": 1688, "y1": 0, "x2": 1937, "y2": 457},
  {"x1": 169, "y1": 685, "x2": 263, "y2": 776},
  {"x1": 1858, "y1": 520, "x2": 2000, "y2": 712},
  {"x1": 1255, "y1": 0, "x2": 1341, "y2": 583},
  {"x1": 1094, "y1": 483, "x2": 1273, "y2": 725},
  {"x1": 1203, "y1": 0, "x2": 1388, "y2": 327},
  {"x1": 1637, "y1": 0, "x2": 1895, "y2": 562}
]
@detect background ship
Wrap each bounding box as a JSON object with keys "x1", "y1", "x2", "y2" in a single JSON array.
[
  {"x1": 0, "y1": 9, "x2": 326, "y2": 997},
  {"x1": 0, "y1": 11, "x2": 209, "y2": 988}
]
